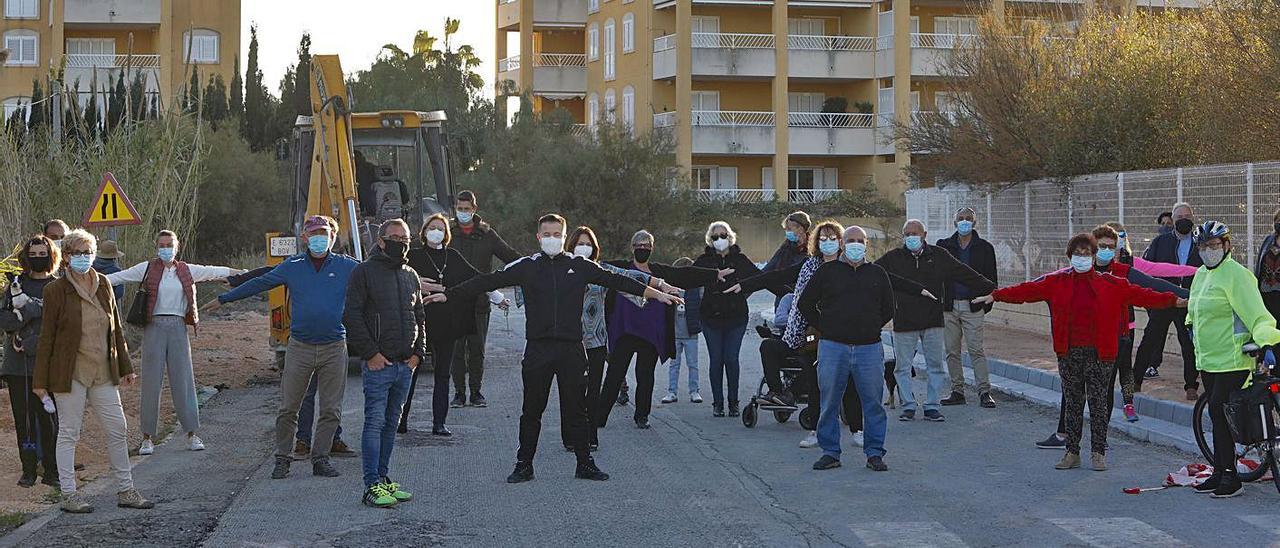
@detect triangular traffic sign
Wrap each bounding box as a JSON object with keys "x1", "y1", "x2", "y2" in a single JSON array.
[{"x1": 83, "y1": 172, "x2": 142, "y2": 228}]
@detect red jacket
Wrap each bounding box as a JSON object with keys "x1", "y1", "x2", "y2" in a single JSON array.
[{"x1": 993, "y1": 270, "x2": 1177, "y2": 361}]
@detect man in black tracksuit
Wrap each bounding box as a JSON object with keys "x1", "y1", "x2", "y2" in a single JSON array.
[{"x1": 433, "y1": 214, "x2": 683, "y2": 483}]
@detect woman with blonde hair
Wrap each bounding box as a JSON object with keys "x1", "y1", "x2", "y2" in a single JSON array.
[{"x1": 693, "y1": 221, "x2": 763, "y2": 418}]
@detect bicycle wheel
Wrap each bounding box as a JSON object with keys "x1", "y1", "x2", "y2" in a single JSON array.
[
  {"x1": 1193, "y1": 393, "x2": 1214, "y2": 463},
  {"x1": 1194, "y1": 391, "x2": 1272, "y2": 482}
]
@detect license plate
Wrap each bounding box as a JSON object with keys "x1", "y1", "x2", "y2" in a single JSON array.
[{"x1": 269, "y1": 237, "x2": 297, "y2": 257}]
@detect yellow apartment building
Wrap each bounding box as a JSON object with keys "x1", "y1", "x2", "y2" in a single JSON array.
[
  {"x1": 495, "y1": 0, "x2": 1199, "y2": 206},
  {"x1": 2, "y1": 0, "x2": 240, "y2": 121}
]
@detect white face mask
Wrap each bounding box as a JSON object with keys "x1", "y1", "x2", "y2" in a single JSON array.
[
  {"x1": 573, "y1": 245, "x2": 594, "y2": 259},
  {"x1": 540, "y1": 237, "x2": 565, "y2": 256},
  {"x1": 1201, "y1": 248, "x2": 1226, "y2": 269},
  {"x1": 425, "y1": 228, "x2": 446, "y2": 245},
  {"x1": 712, "y1": 238, "x2": 730, "y2": 252}
]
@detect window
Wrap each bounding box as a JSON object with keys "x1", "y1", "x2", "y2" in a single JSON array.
[
  {"x1": 588, "y1": 24, "x2": 599, "y2": 61},
  {"x1": 588, "y1": 0, "x2": 599, "y2": 13},
  {"x1": 789, "y1": 167, "x2": 817, "y2": 191},
  {"x1": 604, "y1": 89, "x2": 616, "y2": 123},
  {"x1": 788, "y1": 18, "x2": 825, "y2": 36},
  {"x1": 183, "y1": 29, "x2": 220, "y2": 64},
  {"x1": 2, "y1": 96, "x2": 29, "y2": 122},
  {"x1": 877, "y1": 87, "x2": 894, "y2": 114},
  {"x1": 935, "y1": 17, "x2": 977, "y2": 36},
  {"x1": 691, "y1": 16, "x2": 720, "y2": 34},
  {"x1": 692, "y1": 167, "x2": 715, "y2": 190},
  {"x1": 788, "y1": 92, "x2": 825, "y2": 113},
  {"x1": 4, "y1": 0, "x2": 37, "y2": 19},
  {"x1": 587, "y1": 92, "x2": 599, "y2": 127},
  {"x1": 622, "y1": 13, "x2": 635, "y2": 53},
  {"x1": 690, "y1": 90, "x2": 720, "y2": 124},
  {"x1": 3, "y1": 30, "x2": 37, "y2": 66},
  {"x1": 66, "y1": 37, "x2": 116, "y2": 65},
  {"x1": 622, "y1": 86, "x2": 635, "y2": 129},
  {"x1": 603, "y1": 19, "x2": 616, "y2": 81}
]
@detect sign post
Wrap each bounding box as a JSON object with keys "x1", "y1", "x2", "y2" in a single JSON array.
[{"x1": 82, "y1": 172, "x2": 143, "y2": 229}]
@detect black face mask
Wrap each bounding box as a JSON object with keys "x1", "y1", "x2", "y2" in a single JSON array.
[
  {"x1": 633, "y1": 248, "x2": 652, "y2": 264},
  {"x1": 28, "y1": 256, "x2": 52, "y2": 274},
  {"x1": 1175, "y1": 218, "x2": 1194, "y2": 235},
  {"x1": 382, "y1": 241, "x2": 409, "y2": 263}
]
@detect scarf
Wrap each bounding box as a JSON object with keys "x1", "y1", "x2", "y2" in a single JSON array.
[{"x1": 782, "y1": 256, "x2": 822, "y2": 349}]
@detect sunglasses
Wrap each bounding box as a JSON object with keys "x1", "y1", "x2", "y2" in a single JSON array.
[{"x1": 710, "y1": 234, "x2": 729, "y2": 241}]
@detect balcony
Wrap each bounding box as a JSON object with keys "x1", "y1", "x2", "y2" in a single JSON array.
[
  {"x1": 651, "y1": 33, "x2": 775, "y2": 80},
  {"x1": 787, "y1": 35, "x2": 875, "y2": 80},
  {"x1": 910, "y1": 33, "x2": 976, "y2": 77},
  {"x1": 788, "y1": 112, "x2": 878, "y2": 156},
  {"x1": 652, "y1": 35, "x2": 676, "y2": 80},
  {"x1": 695, "y1": 189, "x2": 776, "y2": 203},
  {"x1": 64, "y1": 0, "x2": 161, "y2": 25},
  {"x1": 497, "y1": 0, "x2": 587, "y2": 29},
  {"x1": 62, "y1": 54, "x2": 160, "y2": 93},
  {"x1": 496, "y1": 53, "x2": 587, "y2": 96},
  {"x1": 690, "y1": 110, "x2": 776, "y2": 155}
]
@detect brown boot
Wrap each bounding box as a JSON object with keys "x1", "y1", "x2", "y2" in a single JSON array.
[
  {"x1": 116, "y1": 489, "x2": 155, "y2": 509},
  {"x1": 1091, "y1": 452, "x2": 1107, "y2": 471},
  {"x1": 330, "y1": 439, "x2": 357, "y2": 458},
  {"x1": 292, "y1": 440, "x2": 310, "y2": 461},
  {"x1": 1055, "y1": 452, "x2": 1081, "y2": 470}
]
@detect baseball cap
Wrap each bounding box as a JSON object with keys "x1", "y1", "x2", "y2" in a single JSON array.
[{"x1": 303, "y1": 215, "x2": 333, "y2": 234}]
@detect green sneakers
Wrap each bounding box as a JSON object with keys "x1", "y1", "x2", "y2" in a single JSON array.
[
  {"x1": 363, "y1": 484, "x2": 398, "y2": 508},
  {"x1": 381, "y1": 477, "x2": 412, "y2": 502}
]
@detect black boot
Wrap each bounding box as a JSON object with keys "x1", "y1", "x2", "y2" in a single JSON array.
[
  {"x1": 17, "y1": 450, "x2": 37, "y2": 488},
  {"x1": 575, "y1": 456, "x2": 610, "y2": 481}
]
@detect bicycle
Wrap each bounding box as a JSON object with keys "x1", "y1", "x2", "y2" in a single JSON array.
[{"x1": 1191, "y1": 343, "x2": 1280, "y2": 492}]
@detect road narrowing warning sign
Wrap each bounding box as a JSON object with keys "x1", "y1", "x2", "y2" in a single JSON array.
[{"x1": 82, "y1": 172, "x2": 142, "y2": 228}]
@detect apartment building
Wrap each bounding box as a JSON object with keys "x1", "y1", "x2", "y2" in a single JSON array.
[
  {"x1": 2, "y1": 0, "x2": 240, "y2": 121},
  {"x1": 496, "y1": 0, "x2": 1198, "y2": 205}
]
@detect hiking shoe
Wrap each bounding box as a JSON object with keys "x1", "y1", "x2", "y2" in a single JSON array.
[
  {"x1": 1055, "y1": 452, "x2": 1081, "y2": 470},
  {"x1": 979, "y1": 392, "x2": 997, "y2": 408},
  {"x1": 799, "y1": 432, "x2": 819, "y2": 448},
  {"x1": 331, "y1": 439, "x2": 357, "y2": 458},
  {"x1": 690, "y1": 392, "x2": 703, "y2": 403},
  {"x1": 188, "y1": 435, "x2": 206, "y2": 452},
  {"x1": 1036, "y1": 433, "x2": 1067, "y2": 449},
  {"x1": 941, "y1": 391, "x2": 966, "y2": 406},
  {"x1": 293, "y1": 440, "x2": 311, "y2": 460},
  {"x1": 866, "y1": 456, "x2": 889, "y2": 472},
  {"x1": 634, "y1": 417, "x2": 651, "y2": 429},
  {"x1": 312, "y1": 457, "x2": 340, "y2": 477},
  {"x1": 138, "y1": 439, "x2": 154, "y2": 455},
  {"x1": 432, "y1": 425, "x2": 453, "y2": 437},
  {"x1": 851, "y1": 431, "x2": 865, "y2": 447},
  {"x1": 575, "y1": 458, "x2": 610, "y2": 481},
  {"x1": 380, "y1": 476, "x2": 412, "y2": 502},
  {"x1": 271, "y1": 456, "x2": 291, "y2": 479},
  {"x1": 117, "y1": 489, "x2": 155, "y2": 509},
  {"x1": 899, "y1": 409, "x2": 915, "y2": 421},
  {"x1": 1124, "y1": 404, "x2": 1139, "y2": 422},
  {"x1": 450, "y1": 393, "x2": 467, "y2": 408},
  {"x1": 813, "y1": 455, "x2": 841, "y2": 470},
  {"x1": 507, "y1": 462, "x2": 534, "y2": 484},
  {"x1": 1091, "y1": 452, "x2": 1107, "y2": 471},
  {"x1": 923, "y1": 410, "x2": 945, "y2": 422},
  {"x1": 728, "y1": 401, "x2": 740, "y2": 417},
  {"x1": 1144, "y1": 366, "x2": 1159, "y2": 378},
  {"x1": 661, "y1": 393, "x2": 677, "y2": 404},
  {"x1": 60, "y1": 493, "x2": 93, "y2": 513},
  {"x1": 1185, "y1": 388, "x2": 1199, "y2": 401},
  {"x1": 363, "y1": 484, "x2": 398, "y2": 508},
  {"x1": 1194, "y1": 474, "x2": 1221, "y2": 494},
  {"x1": 470, "y1": 392, "x2": 488, "y2": 407},
  {"x1": 712, "y1": 403, "x2": 725, "y2": 417},
  {"x1": 1211, "y1": 474, "x2": 1244, "y2": 498}
]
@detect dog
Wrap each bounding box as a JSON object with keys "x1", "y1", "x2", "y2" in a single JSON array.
[{"x1": 882, "y1": 359, "x2": 917, "y2": 409}]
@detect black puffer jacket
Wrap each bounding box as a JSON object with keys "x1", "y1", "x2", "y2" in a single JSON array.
[
  {"x1": 693, "y1": 245, "x2": 761, "y2": 324},
  {"x1": 343, "y1": 247, "x2": 427, "y2": 362}
]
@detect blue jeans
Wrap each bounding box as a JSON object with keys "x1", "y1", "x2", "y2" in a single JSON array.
[
  {"x1": 892, "y1": 328, "x2": 948, "y2": 412},
  {"x1": 817, "y1": 340, "x2": 887, "y2": 460},
  {"x1": 297, "y1": 374, "x2": 343, "y2": 445},
  {"x1": 668, "y1": 337, "x2": 700, "y2": 394},
  {"x1": 361, "y1": 362, "x2": 413, "y2": 487},
  {"x1": 703, "y1": 320, "x2": 747, "y2": 405}
]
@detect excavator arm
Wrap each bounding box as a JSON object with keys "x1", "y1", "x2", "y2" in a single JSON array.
[{"x1": 306, "y1": 54, "x2": 364, "y2": 261}]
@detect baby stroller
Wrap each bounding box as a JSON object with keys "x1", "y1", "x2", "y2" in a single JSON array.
[{"x1": 742, "y1": 325, "x2": 820, "y2": 430}]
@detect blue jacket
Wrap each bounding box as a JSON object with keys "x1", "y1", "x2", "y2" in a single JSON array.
[
  {"x1": 93, "y1": 258, "x2": 125, "y2": 301},
  {"x1": 1142, "y1": 231, "x2": 1202, "y2": 289},
  {"x1": 218, "y1": 253, "x2": 359, "y2": 344}
]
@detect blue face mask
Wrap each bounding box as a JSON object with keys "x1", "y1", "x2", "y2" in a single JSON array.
[
  {"x1": 1070, "y1": 255, "x2": 1093, "y2": 273},
  {"x1": 845, "y1": 242, "x2": 867, "y2": 262},
  {"x1": 956, "y1": 220, "x2": 974, "y2": 236},
  {"x1": 69, "y1": 255, "x2": 94, "y2": 274},
  {"x1": 785, "y1": 231, "x2": 799, "y2": 243},
  {"x1": 818, "y1": 239, "x2": 840, "y2": 257},
  {"x1": 308, "y1": 235, "x2": 331, "y2": 255},
  {"x1": 1096, "y1": 248, "x2": 1116, "y2": 264},
  {"x1": 157, "y1": 248, "x2": 176, "y2": 263},
  {"x1": 904, "y1": 235, "x2": 923, "y2": 252},
  {"x1": 457, "y1": 211, "x2": 474, "y2": 225}
]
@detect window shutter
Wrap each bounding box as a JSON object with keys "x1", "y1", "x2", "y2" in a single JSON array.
[{"x1": 718, "y1": 167, "x2": 738, "y2": 190}]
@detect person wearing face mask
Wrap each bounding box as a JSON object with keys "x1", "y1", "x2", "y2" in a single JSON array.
[
  {"x1": 402, "y1": 214, "x2": 507, "y2": 436},
  {"x1": 973, "y1": 233, "x2": 1184, "y2": 471},
  {"x1": 427, "y1": 214, "x2": 684, "y2": 483},
  {"x1": 798, "y1": 226, "x2": 895, "y2": 472},
  {"x1": 935, "y1": 207, "x2": 999, "y2": 408},
  {"x1": 343, "y1": 219, "x2": 426, "y2": 508},
  {"x1": 1186, "y1": 221, "x2": 1280, "y2": 498},
  {"x1": 876, "y1": 219, "x2": 995, "y2": 423},
  {"x1": 763, "y1": 211, "x2": 813, "y2": 285},
  {"x1": 447, "y1": 191, "x2": 522, "y2": 409},
  {"x1": 2, "y1": 235, "x2": 61, "y2": 489},
  {"x1": 1253, "y1": 209, "x2": 1280, "y2": 322},
  {"x1": 1134, "y1": 202, "x2": 1202, "y2": 400},
  {"x1": 1157, "y1": 211, "x2": 1174, "y2": 236},
  {"x1": 108, "y1": 230, "x2": 243, "y2": 455},
  {"x1": 205, "y1": 215, "x2": 360, "y2": 480},
  {"x1": 33, "y1": 229, "x2": 155, "y2": 513}
]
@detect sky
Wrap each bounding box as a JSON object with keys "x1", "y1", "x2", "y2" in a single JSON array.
[{"x1": 242, "y1": 1, "x2": 497, "y2": 98}]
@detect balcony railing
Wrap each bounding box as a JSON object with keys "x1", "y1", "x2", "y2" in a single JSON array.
[
  {"x1": 64, "y1": 54, "x2": 161, "y2": 69},
  {"x1": 788, "y1": 189, "x2": 845, "y2": 204},
  {"x1": 691, "y1": 33, "x2": 775, "y2": 49},
  {"x1": 696, "y1": 189, "x2": 775, "y2": 203},
  {"x1": 691, "y1": 110, "x2": 774, "y2": 127},
  {"x1": 498, "y1": 55, "x2": 520, "y2": 72},
  {"x1": 788, "y1": 112, "x2": 875, "y2": 128},
  {"x1": 653, "y1": 111, "x2": 677, "y2": 128},
  {"x1": 910, "y1": 33, "x2": 977, "y2": 49},
  {"x1": 654, "y1": 34, "x2": 676, "y2": 53},
  {"x1": 787, "y1": 35, "x2": 874, "y2": 52},
  {"x1": 537, "y1": 53, "x2": 586, "y2": 67},
  {"x1": 571, "y1": 123, "x2": 590, "y2": 137}
]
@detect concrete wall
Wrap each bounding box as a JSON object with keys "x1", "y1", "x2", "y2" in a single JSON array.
[{"x1": 64, "y1": 0, "x2": 160, "y2": 24}]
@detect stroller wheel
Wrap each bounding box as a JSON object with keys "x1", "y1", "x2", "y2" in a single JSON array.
[
  {"x1": 773, "y1": 410, "x2": 793, "y2": 424},
  {"x1": 799, "y1": 405, "x2": 818, "y2": 431},
  {"x1": 742, "y1": 403, "x2": 758, "y2": 428}
]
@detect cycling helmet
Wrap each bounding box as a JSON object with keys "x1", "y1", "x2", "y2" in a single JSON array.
[{"x1": 1193, "y1": 220, "x2": 1230, "y2": 245}]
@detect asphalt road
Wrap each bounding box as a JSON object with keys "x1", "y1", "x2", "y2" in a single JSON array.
[{"x1": 11, "y1": 294, "x2": 1280, "y2": 547}]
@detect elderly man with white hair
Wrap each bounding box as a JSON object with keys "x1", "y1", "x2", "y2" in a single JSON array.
[{"x1": 876, "y1": 219, "x2": 995, "y2": 422}]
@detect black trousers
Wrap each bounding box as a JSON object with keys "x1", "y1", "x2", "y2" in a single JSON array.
[
  {"x1": 1204, "y1": 370, "x2": 1251, "y2": 474},
  {"x1": 563, "y1": 346, "x2": 608, "y2": 447},
  {"x1": 1134, "y1": 308, "x2": 1197, "y2": 390},
  {"x1": 597, "y1": 335, "x2": 660, "y2": 426},
  {"x1": 400, "y1": 338, "x2": 456, "y2": 429},
  {"x1": 4, "y1": 374, "x2": 57, "y2": 475},
  {"x1": 519, "y1": 339, "x2": 591, "y2": 462}
]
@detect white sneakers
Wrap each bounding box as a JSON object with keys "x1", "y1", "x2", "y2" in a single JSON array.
[
  {"x1": 188, "y1": 435, "x2": 206, "y2": 451},
  {"x1": 799, "y1": 432, "x2": 819, "y2": 448},
  {"x1": 851, "y1": 431, "x2": 864, "y2": 447},
  {"x1": 661, "y1": 393, "x2": 678, "y2": 404},
  {"x1": 140, "y1": 436, "x2": 206, "y2": 454},
  {"x1": 690, "y1": 392, "x2": 704, "y2": 403},
  {"x1": 138, "y1": 439, "x2": 155, "y2": 455}
]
